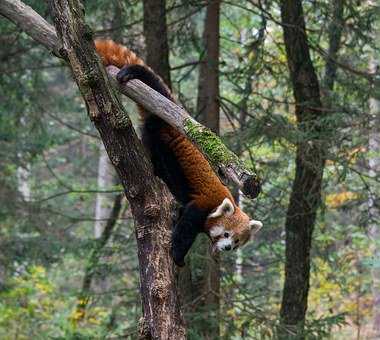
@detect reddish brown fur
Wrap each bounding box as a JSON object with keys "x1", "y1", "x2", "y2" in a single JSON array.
[
  {"x1": 95, "y1": 39, "x2": 144, "y2": 68},
  {"x1": 94, "y1": 40, "x2": 245, "y2": 233}
]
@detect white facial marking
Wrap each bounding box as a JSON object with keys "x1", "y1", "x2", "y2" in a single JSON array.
[
  {"x1": 208, "y1": 198, "x2": 235, "y2": 219},
  {"x1": 215, "y1": 237, "x2": 233, "y2": 251},
  {"x1": 213, "y1": 230, "x2": 235, "y2": 251},
  {"x1": 210, "y1": 226, "x2": 225, "y2": 238}
]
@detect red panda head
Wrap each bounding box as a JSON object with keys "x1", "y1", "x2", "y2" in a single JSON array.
[{"x1": 205, "y1": 198, "x2": 262, "y2": 253}]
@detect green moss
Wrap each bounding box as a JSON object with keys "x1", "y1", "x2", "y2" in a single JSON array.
[{"x1": 184, "y1": 117, "x2": 241, "y2": 166}]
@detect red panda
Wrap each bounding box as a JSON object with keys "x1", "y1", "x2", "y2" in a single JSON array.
[{"x1": 95, "y1": 40, "x2": 262, "y2": 266}]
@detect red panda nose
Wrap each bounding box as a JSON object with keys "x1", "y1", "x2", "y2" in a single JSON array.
[{"x1": 225, "y1": 245, "x2": 231, "y2": 251}]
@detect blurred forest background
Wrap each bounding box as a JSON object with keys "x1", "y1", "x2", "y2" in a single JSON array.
[{"x1": 0, "y1": 0, "x2": 379, "y2": 339}]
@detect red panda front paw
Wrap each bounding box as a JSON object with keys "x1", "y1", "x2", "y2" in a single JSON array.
[
  {"x1": 171, "y1": 235, "x2": 189, "y2": 267},
  {"x1": 116, "y1": 64, "x2": 152, "y2": 84},
  {"x1": 172, "y1": 249, "x2": 185, "y2": 267},
  {"x1": 116, "y1": 66, "x2": 136, "y2": 83}
]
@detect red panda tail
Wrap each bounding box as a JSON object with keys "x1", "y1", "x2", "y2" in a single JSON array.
[
  {"x1": 95, "y1": 39, "x2": 144, "y2": 69},
  {"x1": 95, "y1": 39, "x2": 174, "y2": 118}
]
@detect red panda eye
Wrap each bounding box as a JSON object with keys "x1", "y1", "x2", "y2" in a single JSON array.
[
  {"x1": 235, "y1": 239, "x2": 239, "y2": 243},
  {"x1": 224, "y1": 232, "x2": 229, "y2": 238}
]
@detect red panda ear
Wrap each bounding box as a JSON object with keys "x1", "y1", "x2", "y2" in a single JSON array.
[
  {"x1": 208, "y1": 198, "x2": 235, "y2": 219},
  {"x1": 249, "y1": 220, "x2": 263, "y2": 235}
]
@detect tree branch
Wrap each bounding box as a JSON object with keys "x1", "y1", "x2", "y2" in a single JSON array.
[
  {"x1": 0, "y1": 0, "x2": 261, "y2": 199},
  {"x1": 106, "y1": 66, "x2": 261, "y2": 198},
  {"x1": 0, "y1": 0, "x2": 59, "y2": 55}
]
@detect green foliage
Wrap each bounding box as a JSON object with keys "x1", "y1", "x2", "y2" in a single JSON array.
[
  {"x1": 0, "y1": 0, "x2": 379, "y2": 338},
  {"x1": 0, "y1": 265, "x2": 110, "y2": 339}
]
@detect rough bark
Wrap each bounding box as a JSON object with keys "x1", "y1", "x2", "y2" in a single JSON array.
[
  {"x1": 190, "y1": 1, "x2": 221, "y2": 338},
  {"x1": 143, "y1": 0, "x2": 171, "y2": 86},
  {"x1": 197, "y1": 0, "x2": 221, "y2": 134},
  {"x1": 279, "y1": 0, "x2": 326, "y2": 336},
  {"x1": 50, "y1": 1, "x2": 186, "y2": 338},
  {"x1": 0, "y1": 0, "x2": 261, "y2": 200}
]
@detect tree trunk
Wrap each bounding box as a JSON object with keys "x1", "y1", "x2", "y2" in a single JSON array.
[
  {"x1": 16, "y1": 117, "x2": 31, "y2": 202},
  {"x1": 323, "y1": 0, "x2": 344, "y2": 92},
  {"x1": 188, "y1": 1, "x2": 221, "y2": 338},
  {"x1": 16, "y1": 163, "x2": 31, "y2": 202},
  {"x1": 143, "y1": 0, "x2": 171, "y2": 86},
  {"x1": 279, "y1": 0, "x2": 325, "y2": 336},
  {"x1": 94, "y1": 142, "x2": 117, "y2": 238},
  {"x1": 49, "y1": 1, "x2": 186, "y2": 338},
  {"x1": 197, "y1": 0, "x2": 221, "y2": 134},
  {"x1": 369, "y1": 57, "x2": 380, "y2": 338}
]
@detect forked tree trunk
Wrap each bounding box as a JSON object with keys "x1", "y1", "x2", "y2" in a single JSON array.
[{"x1": 48, "y1": 1, "x2": 186, "y2": 338}]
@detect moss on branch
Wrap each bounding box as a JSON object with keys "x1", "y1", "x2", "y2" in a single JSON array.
[{"x1": 184, "y1": 117, "x2": 244, "y2": 168}]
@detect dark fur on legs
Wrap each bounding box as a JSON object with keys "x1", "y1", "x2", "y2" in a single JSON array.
[{"x1": 171, "y1": 202, "x2": 208, "y2": 267}]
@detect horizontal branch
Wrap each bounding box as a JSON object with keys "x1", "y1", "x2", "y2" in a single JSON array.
[
  {"x1": 0, "y1": 0, "x2": 59, "y2": 55},
  {"x1": 107, "y1": 66, "x2": 261, "y2": 198},
  {"x1": 0, "y1": 0, "x2": 261, "y2": 199}
]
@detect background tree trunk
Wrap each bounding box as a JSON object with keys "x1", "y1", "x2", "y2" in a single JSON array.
[
  {"x1": 16, "y1": 163, "x2": 31, "y2": 202},
  {"x1": 94, "y1": 142, "x2": 117, "y2": 239},
  {"x1": 143, "y1": 0, "x2": 171, "y2": 86},
  {"x1": 197, "y1": 0, "x2": 220, "y2": 134},
  {"x1": 16, "y1": 117, "x2": 31, "y2": 202},
  {"x1": 369, "y1": 57, "x2": 380, "y2": 338},
  {"x1": 188, "y1": 1, "x2": 221, "y2": 338},
  {"x1": 323, "y1": 0, "x2": 344, "y2": 92},
  {"x1": 279, "y1": 0, "x2": 326, "y2": 336}
]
